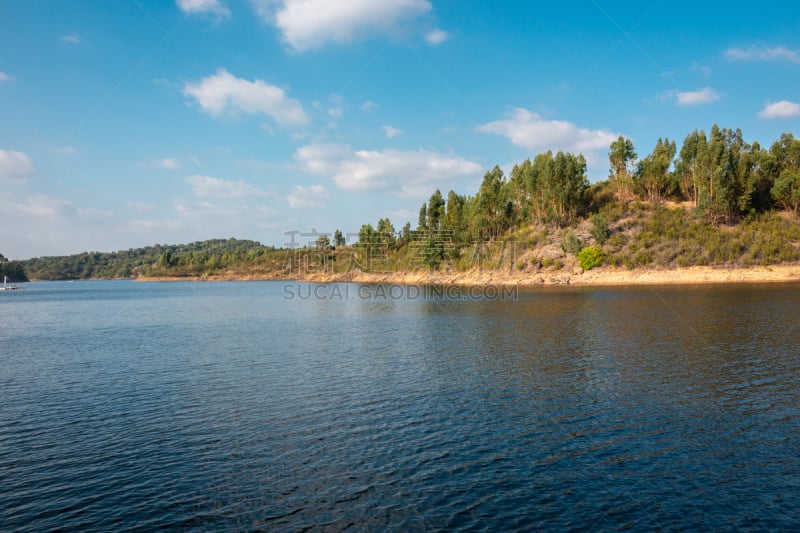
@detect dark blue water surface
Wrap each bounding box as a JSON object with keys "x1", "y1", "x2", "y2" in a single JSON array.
[{"x1": 1, "y1": 280, "x2": 799, "y2": 530}]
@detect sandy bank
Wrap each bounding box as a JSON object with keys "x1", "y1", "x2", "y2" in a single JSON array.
[{"x1": 139, "y1": 264, "x2": 800, "y2": 286}]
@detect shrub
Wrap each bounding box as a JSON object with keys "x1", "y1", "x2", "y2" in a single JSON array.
[
  {"x1": 562, "y1": 231, "x2": 582, "y2": 254},
  {"x1": 577, "y1": 246, "x2": 605, "y2": 270},
  {"x1": 590, "y1": 214, "x2": 610, "y2": 244}
]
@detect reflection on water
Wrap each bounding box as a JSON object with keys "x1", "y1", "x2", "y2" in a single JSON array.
[{"x1": 1, "y1": 281, "x2": 799, "y2": 530}]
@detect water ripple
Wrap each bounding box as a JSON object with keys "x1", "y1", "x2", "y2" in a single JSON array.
[{"x1": 1, "y1": 281, "x2": 799, "y2": 530}]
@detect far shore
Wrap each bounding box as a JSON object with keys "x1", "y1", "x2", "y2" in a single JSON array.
[{"x1": 137, "y1": 264, "x2": 800, "y2": 287}]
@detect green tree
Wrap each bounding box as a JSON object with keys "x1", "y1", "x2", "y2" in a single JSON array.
[
  {"x1": 358, "y1": 224, "x2": 377, "y2": 245},
  {"x1": 0, "y1": 257, "x2": 29, "y2": 282},
  {"x1": 427, "y1": 189, "x2": 445, "y2": 233},
  {"x1": 376, "y1": 218, "x2": 396, "y2": 246},
  {"x1": 444, "y1": 190, "x2": 467, "y2": 242},
  {"x1": 609, "y1": 135, "x2": 637, "y2": 202},
  {"x1": 675, "y1": 129, "x2": 708, "y2": 206},
  {"x1": 477, "y1": 165, "x2": 506, "y2": 240},
  {"x1": 157, "y1": 251, "x2": 172, "y2": 268},
  {"x1": 635, "y1": 137, "x2": 676, "y2": 204},
  {"x1": 590, "y1": 214, "x2": 610, "y2": 244},
  {"x1": 333, "y1": 229, "x2": 346, "y2": 247},
  {"x1": 316, "y1": 235, "x2": 331, "y2": 250},
  {"x1": 771, "y1": 169, "x2": 800, "y2": 215},
  {"x1": 549, "y1": 151, "x2": 589, "y2": 224},
  {"x1": 417, "y1": 203, "x2": 428, "y2": 234}
]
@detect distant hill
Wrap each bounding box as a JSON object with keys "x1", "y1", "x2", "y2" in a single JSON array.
[
  {"x1": 0, "y1": 253, "x2": 29, "y2": 282},
  {"x1": 19, "y1": 238, "x2": 274, "y2": 280}
]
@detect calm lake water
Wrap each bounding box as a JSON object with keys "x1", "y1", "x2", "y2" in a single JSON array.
[{"x1": 1, "y1": 280, "x2": 799, "y2": 530}]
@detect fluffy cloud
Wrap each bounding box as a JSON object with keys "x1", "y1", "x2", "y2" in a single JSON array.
[
  {"x1": 759, "y1": 100, "x2": 800, "y2": 119},
  {"x1": 476, "y1": 108, "x2": 621, "y2": 179},
  {"x1": 0, "y1": 71, "x2": 10, "y2": 83},
  {"x1": 295, "y1": 143, "x2": 482, "y2": 198},
  {"x1": 424, "y1": 28, "x2": 448, "y2": 45},
  {"x1": 477, "y1": 108, "x2": 617, "y2": 154},
  {"x1": 725, "y1": 45, "x2": 800, "y2": 63},
  {"x1": 263, "y1": 0, "x2": 432, "y2": 51},
  {"x1": 0, "y1": 149, "x2": 35, "y2": 184},
  {"x1": 287, "y1": 184, "x2": 327, "y2": 209},
  {"x1": 186, "y1": 175, "x2": 273, "y2": 198},
  {"x1": 176, "y1": 0, "x2": 230, "y2": 18},
  {"x1": 184, "y1": 68, "x2": 309, "y2": 127},
  {"x1": 675, "y1": 87, "x2": 720, "y2": 106},
  {"x1": 382, "y1": 125, "x2": 403, "y2": 139}
]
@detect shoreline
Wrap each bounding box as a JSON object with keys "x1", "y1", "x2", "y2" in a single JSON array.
[{"x1": 137, "y1": 264, "x2": 800, "y2": 287}]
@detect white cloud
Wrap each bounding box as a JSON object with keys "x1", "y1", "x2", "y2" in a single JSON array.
[
  {"x1": 15, "y1": 194, "x2": 76, "y2": 218},
  {"x1": 295, "y1": 143, "x2": 482, "y2": 198},
  {"x1": 127, "y1": 201, "x2": 156, "y2": 212},
  {"x1": 176, "y1": 0, "x2": 230, "y2": 18},
  {"x1": 53, "y1": 146, "x2": 77, "y2": 155},
  {"x1": 386, "y1": 208, "x2": 417, "y2": 225},
  {"x1": 425, "y1": 28, "x2": 448, "y2": 45},
  {"x1": 725, "y1": 44, "x2": 800, "y2": 63},
  {"x1": 361, "y1": 100, "x2": 380, "y2": 112},
  {"x1": 476, "y1": 108, "x2": 621, "y2": 179},
  {"x1": 382, "y1": 125, "x2": 403, "y2": 139},
  {"x1": 327, "y1": 94, "x2": 344, "y2": 118},
  {"x1": 0, "y1": 71, "x2": 11, "y2": 83},
  {"x1": 264, "y1": 0, "x2": 432, "y2": 51},
  {"x1": 0, "y1": 149, "x2": 35, "y2": 184},
  {"x1": 184, "y1": 68, "x2": 309, "y2": 127},
  {"x1": 60, "y1": 32, "x2": 81, "y2": 44},
  {"x1": 186, "y1": 175, "x2": 274, "y2": 198},
  {"x1": 759, "y1": 100, "x2": 800, "y2": 119},
  {"x1": 690, "y1": 61, "x2": 711, "y2": 76},
  {"x1": 477, "y1": 108, "x2": 617, "y2": 154},
  {"x1": 287, "y1": 184, "x2": 327, "y2": 209},
  {"x1": 361, "y1": 100, "x2": 378, "y2": 111},
  {"x1": 675, "y1": 87, "x2": 720, "y2": 106},
  {"x1": 153, "y1": 158, "x2": 182, "y2": 170}
]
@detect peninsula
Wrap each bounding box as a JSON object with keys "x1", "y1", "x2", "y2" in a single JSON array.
[{"x1": 16, "y1": 126, "x2": 800, "y2": 287}]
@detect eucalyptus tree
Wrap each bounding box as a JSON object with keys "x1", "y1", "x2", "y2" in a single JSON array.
[
  {"x1": 770, "y1": 133, "x2": 800, "y2": 215},
  {"x1": 675, "y1": 129, "x2": 708, "y2": 206},
  {"x1": 609, "y1": 135, "x2": 637, "y2": 202},
  {"x1": 771, "y1": 169, "x2": 800, "y2": 215},
  {"x1": 476, "y1": 165, "x2": 507, "y2": 240},
  {"x1": 376, "y1": 218, "x2": 396, "y2": 246},
  {"x1": 417, "y1": 203, "x2": 428, "y2": 234},
  {"x1": 427, "y1": 189, "x2": 445, "y2": 233},
  {"x1": 444, "y1": 190, "x2": 468, "y2": 243},
  {"x1": 636, "y1": 138, "x2": 676, "y2": 204}
]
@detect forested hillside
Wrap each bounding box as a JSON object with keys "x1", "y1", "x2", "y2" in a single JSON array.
[
  {"x1": 17, "y1": 126, "x2": 800, "y2": 281},
  {"x1": 343, "y1": 125, "x2": 800, "y2": 272},
  {"x1": 0, "y1": 253, "x2": 29, "y2": 282},
  {"x1": 20, "y1": 239, "x2": 275, "y2": 280}
]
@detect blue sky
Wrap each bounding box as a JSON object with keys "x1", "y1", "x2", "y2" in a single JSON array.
[{"x1": 1, "y1": 0, "x2": 799, "y2": 258}]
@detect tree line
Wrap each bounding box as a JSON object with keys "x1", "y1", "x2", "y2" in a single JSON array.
[
  {"x1": 0, "y1": 253, "x2": 29, "y2": 282},
  {"x1": 19, "y1": 238, "x2": 274, "y2": 280},
  {"x1": 356, "y1": 126, "x2": 800, "y2": 257}
]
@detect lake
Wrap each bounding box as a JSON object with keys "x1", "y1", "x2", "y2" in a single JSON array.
[{"x1": 1, "y1": 280, "x2": 799, "y2": 530}]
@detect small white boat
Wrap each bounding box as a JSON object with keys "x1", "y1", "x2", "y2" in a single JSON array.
[{"x1": 0, "y1": 276, "x2": 23, "y2": 291}]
